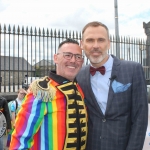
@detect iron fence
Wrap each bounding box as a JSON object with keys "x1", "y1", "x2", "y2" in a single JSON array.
[{"x1": 0, "y1": 24, "x2": 150, "y2": 92}]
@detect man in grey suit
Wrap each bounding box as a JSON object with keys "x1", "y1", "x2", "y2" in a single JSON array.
[{"x1": 77, "y1": 21, "x2": 148, "y2": 150}]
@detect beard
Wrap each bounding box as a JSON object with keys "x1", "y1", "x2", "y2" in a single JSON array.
[
  {"x1": 89, "y1": 55, "x2": 104, "y2": 64},
  {"x1": 85, "y1": 49, "x2": 107, "y2": 64}
]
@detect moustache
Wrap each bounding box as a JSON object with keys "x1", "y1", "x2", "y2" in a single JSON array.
[{"x1": 91, "y1": 49, "x2": 102, "y2": 53}]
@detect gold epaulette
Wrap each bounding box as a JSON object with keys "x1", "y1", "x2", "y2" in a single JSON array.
[{"x1": 29, "y1": 76, "x2": 56, "y2": 102}]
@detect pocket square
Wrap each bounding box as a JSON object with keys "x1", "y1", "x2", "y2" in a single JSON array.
[{"x1": 112, "y1": 80, "x2": 131, "y2": 93}]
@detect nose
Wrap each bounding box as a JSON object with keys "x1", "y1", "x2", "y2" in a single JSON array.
[{"x1": 93, "y1": 41, "x2": 99, "y2": 48}]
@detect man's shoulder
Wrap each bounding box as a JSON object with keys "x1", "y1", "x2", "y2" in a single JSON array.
[
  {"x1": 29, "y1": 76, "x2": 56, "y2": 102},
  {"x1": 8, "y1": 100, "x2": 16, "y2": 106},
  {"x1": 11, "y1": 100, "x2": 16, "y2": 105},
  {"x1": 79, "y1": 65, "x2": 89, "y2": 74},
  {"x1": 120, "y1": 59, "x2": 142, "y2": 68},
  {"x1": 112, "y1": 55, "x2": 141, "y2": 67},
  {"x1": 77, "y1": 65, "x2": 90, "y2": 82}
]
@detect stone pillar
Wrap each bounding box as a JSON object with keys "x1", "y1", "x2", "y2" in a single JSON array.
[{"x1": 143, "y1": 22, "x2": 150, "y2": 66}]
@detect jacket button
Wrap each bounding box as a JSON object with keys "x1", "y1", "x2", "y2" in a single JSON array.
[{"x1": 102, "y1": 118, "x2": 106, "y2": 122}]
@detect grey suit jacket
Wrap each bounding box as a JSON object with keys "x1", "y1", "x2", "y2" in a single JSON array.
[{"x1": 76, "y1": 55, "x2": 148, "y2": 150}]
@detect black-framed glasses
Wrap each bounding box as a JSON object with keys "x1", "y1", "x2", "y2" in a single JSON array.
[{"x1": 57, "y1": 52, "x2": 84, "y2": 62}]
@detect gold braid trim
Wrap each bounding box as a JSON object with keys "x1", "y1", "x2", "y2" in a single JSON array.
[{"x1": 29, "y1": 76, "x2": 56, "y2": 102}]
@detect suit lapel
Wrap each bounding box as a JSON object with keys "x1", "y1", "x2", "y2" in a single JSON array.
[
  {"x1": 85, "y1": 65, "x2": 104, "y2": 115},
  {"x1": 105, "y1": 55, "x2": 121, "y2": 116}
]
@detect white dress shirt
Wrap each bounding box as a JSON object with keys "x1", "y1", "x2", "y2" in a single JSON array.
[{"x1": 90, "y1": 55, "x2": 114, "y2": 115}]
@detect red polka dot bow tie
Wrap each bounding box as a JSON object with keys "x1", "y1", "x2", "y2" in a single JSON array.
[{"x1": 90, "y1": 66, "x2": 105, "y2": 76}]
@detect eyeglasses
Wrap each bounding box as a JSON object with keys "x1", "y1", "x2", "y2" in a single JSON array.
[{"x1": 57, "y1": 52, "x2": 84, "y2": 62}]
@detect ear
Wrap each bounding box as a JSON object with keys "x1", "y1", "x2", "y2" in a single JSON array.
[
  {"x1": 80, "y1": 40, "x2": 83, "y2": 50},
  {"x1": 108, "y1": 39, "x2": 111, "y2": 50},
  {"x1": 53, "y1": 54, "x2": 58, "y2": 64}
]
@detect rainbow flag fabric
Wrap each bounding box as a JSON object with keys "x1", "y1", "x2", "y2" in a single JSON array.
[{"x1": 9, "y1": 75, "x2": 88, "y2": 150}]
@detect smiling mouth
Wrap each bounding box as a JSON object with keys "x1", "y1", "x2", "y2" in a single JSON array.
[{"x1": 67, "y1": 66, "x2": 76, "y2": 69}]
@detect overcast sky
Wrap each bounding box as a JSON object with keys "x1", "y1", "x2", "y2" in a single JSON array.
[{"x1": 0, "y1": 0, "x2": 150, "y2": 39}]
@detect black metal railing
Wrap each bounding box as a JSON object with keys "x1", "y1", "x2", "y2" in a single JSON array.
[{"x1": 0, "y1": 24, "x2": 150, "y2": 92}]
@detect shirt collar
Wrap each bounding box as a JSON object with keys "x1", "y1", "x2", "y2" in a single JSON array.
[
  {"x1": 90, "y1": 54, "x2": 114, "y2": 71},
  {"x1": 49, "y1": 71, "x2": 77, "y2": 84},
  {"x1": 103, "y1": 55, "x2": 114, "y2": 71}
]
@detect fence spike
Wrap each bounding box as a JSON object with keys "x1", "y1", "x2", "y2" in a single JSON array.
[
  {"x1": 118, "y1": 36, "x2": 120, "y2": 43},
  {"x1": 72, "y1": 31, "x2": 75, "y2": 39},
  {"x1": 134, "y1": 38, "x2": 136, "y2": 45},
  {"x1": 65, "y1": 30, "x2": 68, "y2": 38},
  {"x1": 30, "y1": 27, "x2": 33, "y2": 34},
  {"x1": 76, "y1": 31, "x2": 78, "y2": 39},
  {"x1": 42, "y1": 28, "x2": 45, "y2": 35},
  {"x1": 120, "y1": 36, "x2": 123, "y2": 43},
  {"x1": 124, "y1": 36, "x2": 127, "y2": 43},
  {"x1": 50, "y1": 29, "x2": 53, "y2": 36},
  {"x1": 46, "y1": 28, "x2": 49, "y2": 36},
  {"x1": 135, "y1": 38, "x2": 138, "y2": 44},
  {"x1": 62, "y1": 30, "x2": 64, "y2": 38},
  {"x1": 58, "y1": 30, "x2": 60, "y2": 37},
  {"x1": 129, "y1": 36, "x2": 131, "y2": 43},
  {"x1": 54, "y1": 29, "x2": 57, "y2": 36},
  {"x1": 26, "y1": 26, "x2": 29, "y2": 34},
  {"x1": 38, "y1": 28, "x2": 41, "y2": 35},
  {"x1": 35, "y1": 27, "x2": 37, "y2": 35},
  {"x1": 123, "y1": 36, "x2": 125, "y2": 43},
  {"x1": 22, "y1": 26, "x2": 24, "y2": 34},
  {"x1": 4, "y1": 24, "x2": 6, "y2": 33},
  {"x1": 13, "y1": 25, "x2": 15, "y2": 33},
  {"x1": 8, "y1": 24, "x2": 11, "y2": 32},
  {"x1": 69, "y1": 31, "x2": 71, "y2": 38},
  {"x1": 17, "y1": 25, "x2": 20, "y2": 33}
]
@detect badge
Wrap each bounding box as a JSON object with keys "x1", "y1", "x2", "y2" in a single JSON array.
[{"x1": 0, "y1": 111, "x2": 7, "y2": 137}]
